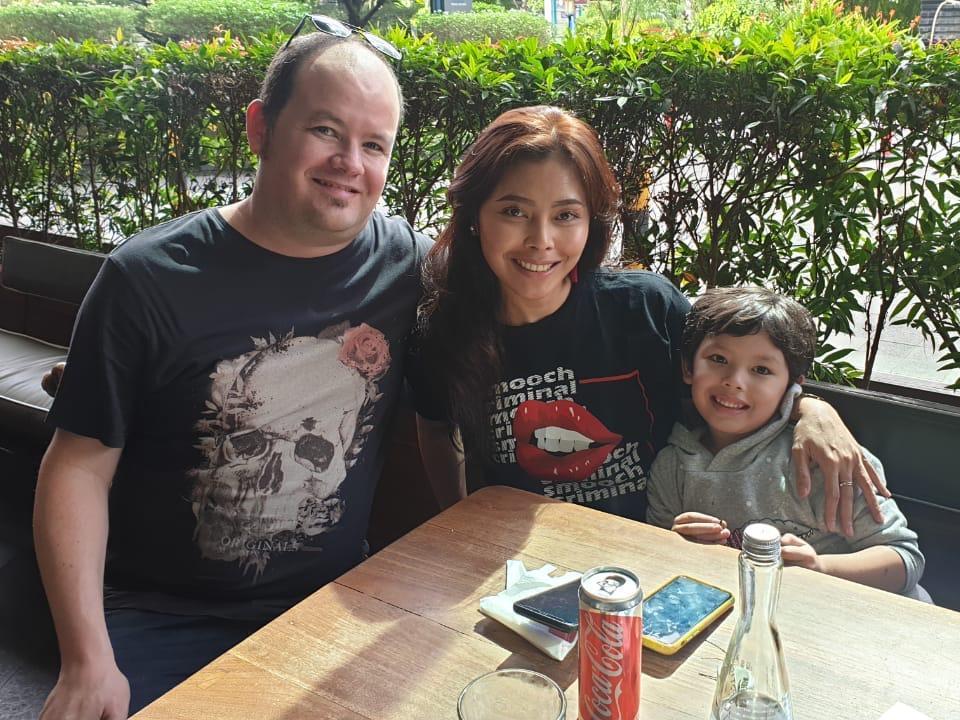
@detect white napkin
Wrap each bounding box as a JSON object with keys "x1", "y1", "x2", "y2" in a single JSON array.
[
  {"x1": 478, "y1": 560, "x2": 581, "y2": 661},
  {"x1": 878, "y1": 703, "x2": 934, "y2": 720}
]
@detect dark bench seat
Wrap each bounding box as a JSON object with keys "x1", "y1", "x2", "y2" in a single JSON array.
[
  {"x1": 0, "y1": 236, "x2": 109, "y2": 719},
  {"x1": 0, "y1": 237, "x2": 105, "y2": 456},
  {"x1": 808, "y1": 380, "x2": 960, "y2": 610},
  {"x1": 0, "y1": 330, "x2": 66, "y2": 452}
]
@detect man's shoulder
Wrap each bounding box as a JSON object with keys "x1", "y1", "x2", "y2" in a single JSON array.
[
  {"x1": 369, "y1": 210, "x2": 432, "y2": 260},
  {"x1": 109, "y1": 209, "x2": 222, "y2": 266}
]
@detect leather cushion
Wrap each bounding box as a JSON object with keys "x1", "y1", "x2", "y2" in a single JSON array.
[
  {"x1": 0, "y1": 329, "x2": 65, "y2": 451},
  {"x1": 1, "y1": 237, "x2": 105, "y2": 305}
]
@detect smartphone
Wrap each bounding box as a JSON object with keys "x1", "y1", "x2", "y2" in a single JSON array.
[
  {"x1": 641, "y1": 575, "x2": 733, "y2": 655},
  {"x1": 512, "y1": 574, "x2": 732, "y2": 654},
  {"x1": 512, "y1": 579, "x2": 581, "y2": 634}
]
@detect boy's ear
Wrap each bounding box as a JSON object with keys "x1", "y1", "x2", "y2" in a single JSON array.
[
  {"x1": 797, "y1": 375, "x2": 806, "y2": 385},
  {"x1": 682, "y1": 362, "x2": 694, "y2": 386}
]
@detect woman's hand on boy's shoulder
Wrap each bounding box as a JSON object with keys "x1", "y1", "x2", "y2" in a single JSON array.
[
  {"x1": 791, "y1": 396, "x2": 890, "y2": 537},
  {"x1": 671, "y1": 512, "x2": 731, "y2": 544}
]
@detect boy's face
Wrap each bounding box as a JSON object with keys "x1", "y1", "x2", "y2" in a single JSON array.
[{"x1": 684, "y1": 331, "x2": 794, "y2": 452}]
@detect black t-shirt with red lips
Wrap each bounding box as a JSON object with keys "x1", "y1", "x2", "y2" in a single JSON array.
[{"x1": 418, "y1": 268, "x2": 690, "y2": 522}]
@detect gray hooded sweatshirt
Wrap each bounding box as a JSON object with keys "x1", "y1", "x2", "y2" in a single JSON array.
[{"x1": 647, "y1": 385, "x2": 924, "y2": 595}]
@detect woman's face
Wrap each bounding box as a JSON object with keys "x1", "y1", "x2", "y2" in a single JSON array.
[{"x1": 476, "y1": 156, "x2": 590, "y2": 326}]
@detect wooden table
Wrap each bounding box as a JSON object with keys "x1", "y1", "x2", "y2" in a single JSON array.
[{"x1": 134, "y1": 486, "x2": 960, "y2": 720}]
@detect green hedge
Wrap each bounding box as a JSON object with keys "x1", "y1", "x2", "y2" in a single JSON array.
[
  {"x1": 0, "y1": 36, "x2": 268, "y2": 238},
  {"x1": 413, "y1": 10, "x2": 552, "y2": 43},
  {"x1": 2, "y1": 4, "x2": 960, "y2": 386},
  {"x1": 0, "y1": 0, "x2": 311, "y2": 42},
  {"x1": 0, "y1": 0, "x2": 142, "y2": 6},
  {"x1": 368, "y1": 0, "x2": 419, "y2": 31},
  {"x1": 471, "y1": 1, "x2": 511, "y2": 12},
  {"x1": 574, "y1": 0, "x2": 687, "y2": 37},
  {"x1": 693, "y1": 0, "x2": 788, "y2": 32},
  {"x1": 143, "y1": 0, "x2": 309, "y2": 40},
  {"x1": 0, "y1": 3, "x2": 141, "y2": 41}
]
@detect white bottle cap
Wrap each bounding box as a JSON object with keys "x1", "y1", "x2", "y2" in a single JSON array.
[{"x1": 742, "y1": 523, "x2": 782, "y2": 563}]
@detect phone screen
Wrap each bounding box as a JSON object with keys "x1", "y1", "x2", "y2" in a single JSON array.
[{"x1": 642, "y1": 575, "x2": 732, "y2": 645}]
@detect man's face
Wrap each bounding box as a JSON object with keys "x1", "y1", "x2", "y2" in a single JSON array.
[{"x1": 250, "y1": 46, "x2": 400, "y2": 252}]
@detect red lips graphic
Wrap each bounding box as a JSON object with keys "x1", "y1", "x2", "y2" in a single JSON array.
[{"x1": 513, "y1": 399, "x2": 623, "y2": 482}]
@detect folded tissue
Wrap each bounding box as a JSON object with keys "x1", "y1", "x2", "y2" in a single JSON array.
[{"x1": 479, "y1": 560, "x2": 581, "y2": 661}]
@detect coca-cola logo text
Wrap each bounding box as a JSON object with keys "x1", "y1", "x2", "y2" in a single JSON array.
[{"x1": 582, "y1": 611, "x2": 626, "y2": 719}]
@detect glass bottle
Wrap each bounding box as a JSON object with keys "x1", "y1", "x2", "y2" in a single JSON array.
[{"x1": 710, "y1": 523, "x2": 793, "y2": 720}]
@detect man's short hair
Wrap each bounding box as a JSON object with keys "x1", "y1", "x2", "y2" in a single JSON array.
[
  {"x1": 681, "y1": 286, "x2": 818, "y2": 383},
  {"x1": 259, "y1": 33, "x2": 404, "y2": 132}
]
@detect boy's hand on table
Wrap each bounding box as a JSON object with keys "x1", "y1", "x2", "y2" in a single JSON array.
[
  {"x1": 672, "y1": 512, "x2": 731, "y2": 544},
  {"x1": 780, "y1": 533, "x2": 822, "y2": 572}
]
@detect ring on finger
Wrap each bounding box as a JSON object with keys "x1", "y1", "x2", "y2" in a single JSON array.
[{"x1": 839, "y1": 480, "x2": 855, "y2": 488}]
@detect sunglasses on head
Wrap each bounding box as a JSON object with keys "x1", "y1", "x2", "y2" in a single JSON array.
[{"x1": 283, "y1": 14, "x2": 402, "y2": 60}]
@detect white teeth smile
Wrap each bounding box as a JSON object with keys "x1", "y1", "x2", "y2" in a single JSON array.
[
  {"x1": 516, "y1": 259, "x2": 555, "y2": 272},
  {"x1": 715, "y1": 397, "x2": 748, "y2": 410},
  {"x1": 533, "y1": 426, "x2": 594, "y2": 453}
]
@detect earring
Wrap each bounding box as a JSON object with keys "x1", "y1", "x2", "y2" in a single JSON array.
[{"x1": 469, "y1": 225, "x2": 478, "y2": 236}]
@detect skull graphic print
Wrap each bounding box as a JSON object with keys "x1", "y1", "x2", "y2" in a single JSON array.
[{"x1": 190, "y1": 324, "x2": 390, "y2": 577}]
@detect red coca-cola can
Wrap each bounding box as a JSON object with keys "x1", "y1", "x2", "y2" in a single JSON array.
[{"x1": 578, "y1": 566, "x2": 643, "y2": 720}]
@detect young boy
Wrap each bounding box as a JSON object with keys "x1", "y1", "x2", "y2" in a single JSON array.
[{"x1": 646, "y1": 287, "x2": 926, "y2": 598}]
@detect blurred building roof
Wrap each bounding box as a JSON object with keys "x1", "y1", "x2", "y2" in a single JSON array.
[{"x1": 920, "y1": 0, "x2": 960, "y2": 43}]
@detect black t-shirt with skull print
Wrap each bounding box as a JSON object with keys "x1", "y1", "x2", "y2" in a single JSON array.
[{"x1": 48, "y1": 208, "x2": 431, "y2": 621}]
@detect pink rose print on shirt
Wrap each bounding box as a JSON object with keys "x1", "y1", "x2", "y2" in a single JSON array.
[{"x1": 338, "y1": 323, "x2": 391, "y2": 380}]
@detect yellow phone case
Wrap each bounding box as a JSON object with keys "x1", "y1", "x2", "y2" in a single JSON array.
[{"x1": 641, "y1": 574, "x2": 734, "y2": 655}]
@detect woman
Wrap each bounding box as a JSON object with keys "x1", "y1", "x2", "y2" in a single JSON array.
[{"x1": 412, "y1": 105, "x2": 885, "y2": 532}]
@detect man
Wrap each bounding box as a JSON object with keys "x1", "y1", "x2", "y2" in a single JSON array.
[{"x1": 34, "y1": 29, "x2": 429, "y2": 719}]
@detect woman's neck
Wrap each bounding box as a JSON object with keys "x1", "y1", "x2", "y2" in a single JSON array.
[{"x1": 499, "y1": 279, "x2": 573, "y2": 326}]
